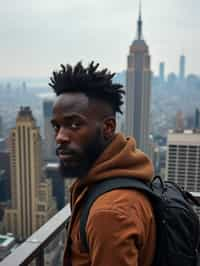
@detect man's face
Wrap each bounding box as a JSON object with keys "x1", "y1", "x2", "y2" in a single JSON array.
[{"x1": 51, "y1": 92, "x2": 105, "y2": 178}]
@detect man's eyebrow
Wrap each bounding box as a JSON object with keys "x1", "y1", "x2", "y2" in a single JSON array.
[
  {"x1": 63, "y1": 113, "x2": 85, "y2": 119},
  {"x1": 51, "y1": 113, "x2": 87, "y2": 124}
]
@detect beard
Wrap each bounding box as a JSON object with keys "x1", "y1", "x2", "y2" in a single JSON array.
[
  {"x1": 59, "y1": 159, "x2": 89, "y2": 179},
  {"x1": 58, "y1": 127, "x2": 104, "y2": 179}
]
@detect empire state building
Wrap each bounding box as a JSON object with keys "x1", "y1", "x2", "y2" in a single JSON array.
[{"x1": 125, "y1": 5, "x2": 151, "y2": 155}]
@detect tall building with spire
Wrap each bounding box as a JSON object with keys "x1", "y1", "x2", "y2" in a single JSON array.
[
  {"x1": 4, "y1": 107, "x2": 57, "y2": 241},
  {"x1": 125, "y1": 3, "x2": 151, "y2": 155}
]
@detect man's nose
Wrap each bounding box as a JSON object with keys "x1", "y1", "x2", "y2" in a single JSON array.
[{"x1": 56, "y1": 127, "x2": 71, "y2": 144}]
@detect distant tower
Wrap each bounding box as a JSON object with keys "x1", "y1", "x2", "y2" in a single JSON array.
[
  {"x1": 179, "y1": 55, "x2": 186, "y2": 81},
  {"x1": 4, "y1": 107, "x2": 57, "y2": 240},
  {"x1": 175, "y1": 111, "x2": 184, "y2": 132},
  {"x1": 43, "y1": 98, "x2": 56, "y2": 161},
  {"x1": 125, "y1": 2, "x2": 151, "y2": 154},
  {"x1": 195, "y1": 108, "x2": 200, "y2": 129},
  {"x1": 159, "y1": 62, "x2": 165, "y2": 83}
]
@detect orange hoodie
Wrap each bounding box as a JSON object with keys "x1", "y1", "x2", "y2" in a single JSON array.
[{"x1": 63, "y1": 133, "x2": 156, "y2": 266}]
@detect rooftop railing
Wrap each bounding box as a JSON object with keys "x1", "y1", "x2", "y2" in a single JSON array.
[
  {"x1": 1, "y1": 204, "x2": 71, "y2": 266},
  {"x1": 1, "y1": 193, "x2": 200, "y2": 265}
]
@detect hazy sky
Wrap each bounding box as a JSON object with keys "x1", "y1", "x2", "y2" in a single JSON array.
[{"x1": 0, "y1": 0, "x2": 199, "y2": 77}]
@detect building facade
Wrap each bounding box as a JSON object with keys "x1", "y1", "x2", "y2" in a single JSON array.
[
  {"x1": 125, "y1": 6, "x2": 151, "y2": 155},
  {"x1": 166, "y1": 130, "x2": 200, "y2": 192},
  {"x1": 4, "y1": 107, "x2": 57, "y2": 241}
]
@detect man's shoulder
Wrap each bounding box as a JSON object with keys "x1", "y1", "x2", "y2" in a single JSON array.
[{"x1": 87, "y1": 186, "x2": 154, "y2": 222}]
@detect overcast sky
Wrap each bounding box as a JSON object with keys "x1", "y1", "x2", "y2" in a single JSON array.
[{"x1": 0, "y1": 0, "x2": 199, "y2": 77}]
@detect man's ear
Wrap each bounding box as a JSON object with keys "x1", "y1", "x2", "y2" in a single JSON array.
[{"x1": 103, "y1": 116, "x2": 116, "y2": 140}]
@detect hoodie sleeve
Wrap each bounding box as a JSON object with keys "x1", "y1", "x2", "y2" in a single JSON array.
[{"x1": 86, "y1": 207, "x2": 145, "y2": 266}]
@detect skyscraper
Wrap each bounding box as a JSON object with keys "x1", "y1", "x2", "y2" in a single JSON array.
[
  {"x1": 43, "y1": 98, "x2": 56, "y2": 161},
  {"x1": 159, "y1": 62, "x2": 165, "y2": 83},
  {"x1": 125, "y1": 4, "x2": 151, "y2": 154},
  {"x1": 179, "y1": 55, "x2": 186, "y2": 81},
  {"x1": 4, "y1": 107, "x2": 56, "y2": 241}
]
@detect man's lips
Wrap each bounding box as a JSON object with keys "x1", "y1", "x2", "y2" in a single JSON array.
[
  {"x1": 57, "y1": 149, "x2": 79, "y2": 162},
  {"x1": 58, "y1": 153, "x2": 74, "y2": 160}
]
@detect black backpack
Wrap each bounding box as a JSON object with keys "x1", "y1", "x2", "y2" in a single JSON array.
[{"x1": 79, "y1": 176, "x2": 200, "y2": 266}]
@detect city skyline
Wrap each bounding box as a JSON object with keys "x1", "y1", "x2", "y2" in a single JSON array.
[{"x1": 0, "y1": 0, "x2": 199, "y2": 77}]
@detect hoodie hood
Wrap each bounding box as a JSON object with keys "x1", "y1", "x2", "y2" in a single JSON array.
[
  {"x1": 84, "y1": 133, "x2": 154, "y2": 184},
  {"x1": 70, "y1": 133, "x2": 154, "y2": 212},
  {"x1": 70, "y1": 133, "x2": 154, "y2": 205}
]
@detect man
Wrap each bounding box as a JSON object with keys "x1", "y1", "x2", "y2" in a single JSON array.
[{"x1": 49, "y1": 61, "x2": 156, "y2": 266}]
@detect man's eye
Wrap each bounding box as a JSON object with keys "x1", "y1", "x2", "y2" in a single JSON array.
[
  {"x1": 71, "y1": 122, "x2": 80, "y2": 129},
  {"x1": 52, "y1": 124, "x2": 59, "y2": 132}
]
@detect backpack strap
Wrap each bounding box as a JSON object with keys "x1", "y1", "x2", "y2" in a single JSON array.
[{"x1": 79, "y1": 177, "x2": 156, "y2": 252}]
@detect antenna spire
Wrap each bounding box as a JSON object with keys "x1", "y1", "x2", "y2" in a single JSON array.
[
  {"x1": 139, "y1": 0, "x2": 142, "y2": 18},
  {"x1": 137, "y1": 0, "x2": 143, "y2": 40}
]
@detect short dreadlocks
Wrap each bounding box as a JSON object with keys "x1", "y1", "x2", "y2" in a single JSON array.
[{"x1": 49, "y1": 61, "x2": 125, "y2": 114}]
